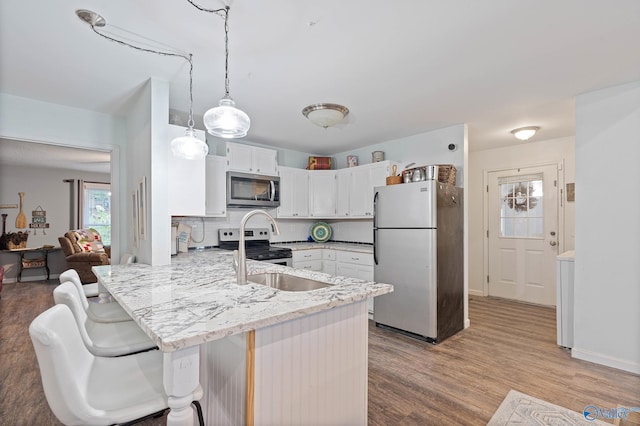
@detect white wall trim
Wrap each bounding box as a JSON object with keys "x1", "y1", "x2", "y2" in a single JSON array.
[
  {"x1": 482, "y1": 160, "x2": 565, "y2": 298},
  {"x1": 468, "y1": 289, "x2": 484, "y2": 297},
  {"x1": 571, "y1": 347, "x2": 640, "y2": 375}
]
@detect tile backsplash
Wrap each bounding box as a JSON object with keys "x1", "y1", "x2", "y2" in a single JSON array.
[{"x1": 173, "y1": 210, "x2": 374, "y2": 248}]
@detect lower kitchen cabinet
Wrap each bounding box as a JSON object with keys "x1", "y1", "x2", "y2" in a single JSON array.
[
  {"x1": 292, "y1": 250, "x2": 323, "y2": 271},
  {"x1": 336, "y1": 251, "x2": 374, "y2": 315},
  {"x1": 322, "y1": 249, "x2": 336, "y2": 275}
]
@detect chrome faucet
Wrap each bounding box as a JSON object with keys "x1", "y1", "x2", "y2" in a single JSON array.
[{"x1": 235, "y1": 210, "x2": 281, "y2": 285}]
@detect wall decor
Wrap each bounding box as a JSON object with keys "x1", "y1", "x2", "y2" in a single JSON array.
[
  {"x1": 566, "y1": 183, "x2": 575, "y2": 202},
  {"x1": 138, "y1": 177, "x2": 147, "y2": 241},
  {"x1": 29, "y1": 206, "x2": 50, "y2": 235},
  {"x1": 347, "y1": 155, "x2": 358, "y2": 168},
  {"x1": 132, "y1": 190, "x2": 139, "y2": 248},
  {"x1": 0, "y1": 204, "x2": 18, "y2": 209},
  {"x1": 16, "y1": 192, "x2": 27, "y2": 229}
]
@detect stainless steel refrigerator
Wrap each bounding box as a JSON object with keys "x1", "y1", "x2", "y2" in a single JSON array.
[{"x1": 373, "y1": 180, "x2": 463, "y2": 343}]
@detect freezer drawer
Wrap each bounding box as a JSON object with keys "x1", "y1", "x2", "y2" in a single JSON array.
[{"x1": 373, "y1": 228, "x2": 437, "y2": 339}]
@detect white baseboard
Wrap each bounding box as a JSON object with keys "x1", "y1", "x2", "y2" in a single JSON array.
[
  {"x1": 571, "y1": 347, "x2": 640, "y2": 375},
  {"x1": 468, "y1": 288, "x2": 484, "y2": 297},
  {"x1": 464, "y1": 318, "x2": 471, "y2": 329}
]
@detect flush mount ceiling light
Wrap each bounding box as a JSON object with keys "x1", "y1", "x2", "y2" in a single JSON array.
[
  {"x1": 510, "y1": 126, "x2": 540, "y2": 141},
  {"x1": 192, "y1": 5, "x2": 250, "y2": 139},
  {"x1": 76, "y1": 9, "x2": 208, "y2": 160},
  {"x1": 302, "y1": 103, "x2": 350, "y2": 128}
]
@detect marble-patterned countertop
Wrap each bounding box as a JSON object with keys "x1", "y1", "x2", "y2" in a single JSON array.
[
  {"x1": 273, "y1": 241, "x2": 373, "y2": 254},
  {"x1": 93, "y1": 249, "x2": 392, "y2": 352}
]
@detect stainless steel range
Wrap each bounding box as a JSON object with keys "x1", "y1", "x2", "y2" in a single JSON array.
[{"x1": 218, "y1": 228, "x2": 292, "y2": 266}]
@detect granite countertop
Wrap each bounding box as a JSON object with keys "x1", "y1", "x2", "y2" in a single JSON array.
[
  {"x1": 273, "y1": 241, "x2": 373, "y2": 254},
  {"x1": 93, "y1": 249, "x2": 392, "y2": 352}
]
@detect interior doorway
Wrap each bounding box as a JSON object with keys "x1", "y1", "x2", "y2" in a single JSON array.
[{"x1": 486, "y1": 164, "x2": 560, "y2": 306}]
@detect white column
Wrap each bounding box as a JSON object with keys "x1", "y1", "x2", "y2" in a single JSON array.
[{"x1": 163, "y1": 345, "x2": 200, "y2": 426}]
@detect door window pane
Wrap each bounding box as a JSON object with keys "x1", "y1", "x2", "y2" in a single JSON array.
[{"x1": 499, "y1": 179, "x2": 543, "y2": 238}]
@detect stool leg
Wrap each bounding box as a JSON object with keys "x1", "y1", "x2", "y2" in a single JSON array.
[{"x1": 192, "y1": 401, "x2": 204, "y2": 426}]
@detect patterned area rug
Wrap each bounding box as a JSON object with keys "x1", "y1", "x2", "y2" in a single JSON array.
[{"x1": 488, "y1": 390, "x2": 609, "y2": 425}]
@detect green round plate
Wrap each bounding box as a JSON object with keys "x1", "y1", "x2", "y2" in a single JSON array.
[{"x1": 310, "y1": 222, "x2": 332, "y2": 243}]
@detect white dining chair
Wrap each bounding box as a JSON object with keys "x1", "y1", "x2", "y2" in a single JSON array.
[
  {"x1": 29, "y1": 304, "x2": 203, "y2": 426},
  {"x1": 53, "y1": 281, "x2": 156, "y2": 357},
  {"x1": 59, "y1": 269, "x2": 131, "y2": 323}
]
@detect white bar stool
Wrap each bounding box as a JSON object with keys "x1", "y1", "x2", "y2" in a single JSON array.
[
  {"x1": 53, "y1": 282, "x2": 156, "y2": 357},
  {"x1": 29, "y1": 304, "x2": 203, "y2": 426},
  {"x1": 59, "y1": 269, "x2": 131, "y2": 323}
]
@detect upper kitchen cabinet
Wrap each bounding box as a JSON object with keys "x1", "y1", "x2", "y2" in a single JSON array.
[
  {"x1": 309, "y1": 170, "x2": 336, "y2": 217},
  {"x1": 226, "y1": 142, "x2": 278, "y2": 176},
  {"x1": 278, "y1": 166, "x2": 309, "y2": 218},
  {"x1": 167, "y1": 124, "x2": 206, "y2": 216},
  {"x1": 338, "y1": 161, "x2": 399, "y2": 218},
  {"x1": 205, "y1": 155, "x2": 227, "y2": 217}
]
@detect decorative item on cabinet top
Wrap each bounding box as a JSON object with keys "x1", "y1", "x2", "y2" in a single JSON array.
[{"x1": 307, "y1": 157, "x2": 333, "y2": 170}]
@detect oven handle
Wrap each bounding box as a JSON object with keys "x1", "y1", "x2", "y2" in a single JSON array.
[{"x1": 269, "y1": 180, "x2": 276, "y2": 201}]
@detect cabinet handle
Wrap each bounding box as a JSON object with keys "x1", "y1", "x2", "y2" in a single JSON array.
[
  {"x1": 352, "y1": 257, "x2": 360, "y2": 261},
  {"x1": 257, "y1": 168, "x2": 260, "y2": 172},
  {"x1": 304, "y1": 254, "x2": 312, "y2": 258}
]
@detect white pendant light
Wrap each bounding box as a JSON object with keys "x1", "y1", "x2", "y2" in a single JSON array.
[
  {"x1": 171, "y1": 55, "x2": 208, "y2": 159},
  {"x1": 203, "y1": 6, "x2": 250, "y2": 138},
  {"x1": 510, "y1": 126, "x2": 540, "y2": 141},
  {"x1": 302, "y1": 103, "x2": 349, "y2": 128}
]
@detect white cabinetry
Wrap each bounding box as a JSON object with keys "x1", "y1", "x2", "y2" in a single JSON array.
[
  {"x1": 205, "y1": 155, "x2": 227, "y2": 217},
  {"x1": 292, "y1": 250, "x2": 323, "y2": 271},
  {"x1": 277, "y1": 166, "x2": 309, "y2": 218},
  {"x1": 336, "y1": 251, "x2": 374, "y2": 314},
  {"x1": 168, "y1": 124, "x2": 206, "y2": 216},
  {"x1": 226, "y1": 142, "x2": 277, "y2": 175},
  {"x1": 332, "y1": 161, "x2": 398, "y2": 218},
  {"x1": 308, "y1": 171, "x2": 336, "y2": 217},
  {"x1": 322, "y1": 249, "x2": 337, "y2": 275}
]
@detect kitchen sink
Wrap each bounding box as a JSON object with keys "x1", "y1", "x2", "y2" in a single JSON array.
[{"x1": 247, "y1": 272, "x2": 330, "y2": 292}]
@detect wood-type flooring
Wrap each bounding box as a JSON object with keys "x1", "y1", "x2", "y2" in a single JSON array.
[{"x1": 1, "y1": 280, "x2": 638, "y2": 425}]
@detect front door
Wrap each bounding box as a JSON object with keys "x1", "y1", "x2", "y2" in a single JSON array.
[{"x1": 487, "y1": 164, "x2": 559, "y2": 305}]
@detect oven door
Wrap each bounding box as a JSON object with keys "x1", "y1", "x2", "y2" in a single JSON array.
[
  {"x1": 258, "y1": 257, "x2": 293, "y2": 267},
  {"x1": 227, "y1": 172, "x2": 280, "y2": 208}
]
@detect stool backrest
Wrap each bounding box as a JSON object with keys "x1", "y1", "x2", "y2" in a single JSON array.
[
  {"x1": 29, "y1": 304, "x2": 97, "y2": 425},
  {"x1": 59, "y1": 269, "x2": 89, "y2": 310},
  {"x1": 53, "y1": 281, "x2": 95, "y2": 350}
]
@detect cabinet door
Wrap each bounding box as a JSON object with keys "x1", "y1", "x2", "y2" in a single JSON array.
[
  {"x1": 205, "y1": 155, "x2": 227, "y2": 217},
  {"x1": 348, "y1": 166, "x2": 372, "y2": 217},
  {"x1": 168, "y1": 124, "x2": 206, "y2": 216},
  {"x1": 335, "y1": 169, "x2": 351, "y2": 217},
  {"x1": 253, "y1": 147, "x2": 278, "y2": 175},
  {"x1": 278, "y1": 167, "x2": 309, "y2": 218},
  {"x1": 308, "y1": 171, "x2": 336, "y2": 217},
  {"x1": 322, "y1": 260, "x2": 336, "y2": 275},
  {"x1": 226, "y1": 142, "x2": 254, "y2": 172}
]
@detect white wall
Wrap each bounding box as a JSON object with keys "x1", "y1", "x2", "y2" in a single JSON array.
[
  {"x1": 0, "y1": 93, "x2": 126, "y2": 262},
  {"x1": 572, "y1": 81, "x2": 640, "y2": 374},
  {"x1": 467, "y1": 136, "x2": 575, "y2": 296},
  {"x1": 0, "y1": 164, "x2": 110, "y2": 282}
]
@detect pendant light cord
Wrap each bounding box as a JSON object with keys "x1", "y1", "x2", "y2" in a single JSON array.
[
  {"x1": 86, "y1": 23, "x2": 196, "y2": 128},
  {"x1": 186, "y1": 2, "x2": 231, "y2": 97}
]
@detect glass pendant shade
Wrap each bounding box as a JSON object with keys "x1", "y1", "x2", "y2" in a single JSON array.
[
  {"x1": 171, "y1": 127, "x2": 209, "y2": 160},
  {"x1": 203, "y1": 97, "x2": 250, "y2": 138}
]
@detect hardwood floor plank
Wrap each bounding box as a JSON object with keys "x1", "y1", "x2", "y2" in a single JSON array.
[{"x1": 2, "y1": 282, "x2": 638, "y2": 425}]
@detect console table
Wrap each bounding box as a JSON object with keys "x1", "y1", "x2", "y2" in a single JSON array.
[{"x1": 4, "y1": 247, "x2": 59, "y2": 282}]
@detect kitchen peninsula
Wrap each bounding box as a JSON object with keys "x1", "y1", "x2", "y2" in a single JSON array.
[{"x1": 93, "y1": 249, "x2": 393, "y2": 426}]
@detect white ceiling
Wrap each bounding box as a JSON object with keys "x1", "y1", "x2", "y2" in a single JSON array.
[{"x1": 1, "y1": 0, "x2": 639, "y2": 165}]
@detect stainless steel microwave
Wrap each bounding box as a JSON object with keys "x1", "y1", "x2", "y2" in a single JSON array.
[{"x1": 226, "y1": 171, "x2": 280, "y2": 208}]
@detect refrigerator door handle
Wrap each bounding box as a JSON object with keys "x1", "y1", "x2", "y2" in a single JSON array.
[
  {"x1": 373, "y1": 191, "x2": 379, "y2": 229},
  {"x1": 373, "y1": 228, "x2": 378, "y2": 265}
]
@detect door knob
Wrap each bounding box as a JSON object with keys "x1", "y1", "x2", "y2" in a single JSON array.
[{"x1": 550, "y1": 241, "x2": 557, "y2": 246}]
